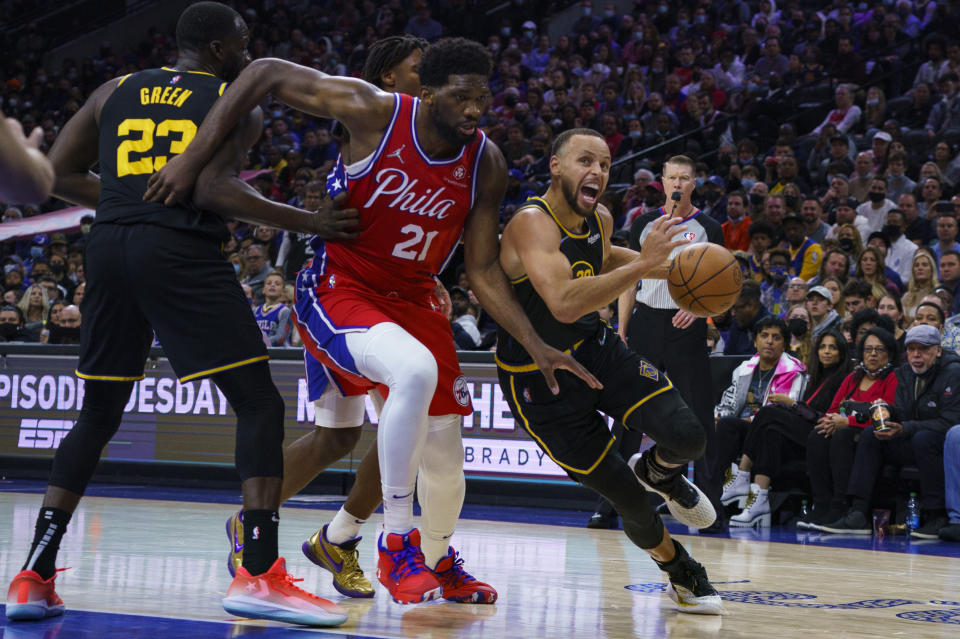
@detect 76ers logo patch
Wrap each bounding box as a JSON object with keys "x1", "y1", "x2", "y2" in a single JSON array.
[{"x1": 454, "y1": 375, "x2": 470, "y2": 406}]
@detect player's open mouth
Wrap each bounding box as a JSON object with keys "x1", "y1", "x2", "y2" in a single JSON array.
[
  {"x1": 580, "y1": 184, "x2": 600, "y2": 204},
  {"x1": 458, "y1": 123, "x2": 476, "y2": 135}
]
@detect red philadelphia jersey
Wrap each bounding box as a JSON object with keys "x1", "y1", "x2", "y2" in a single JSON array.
[{"x1": 316, "y1": 93, "x2": 487, "y2": 299}]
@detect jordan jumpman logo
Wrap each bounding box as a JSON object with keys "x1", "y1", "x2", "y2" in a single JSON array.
[{"x1": 387, "y1": 144, "x2": 405, "y2": 164}]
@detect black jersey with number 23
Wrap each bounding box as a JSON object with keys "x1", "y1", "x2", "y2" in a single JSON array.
[{"x1": 97, "y1": 67, "x2": 229, "y2": 240}]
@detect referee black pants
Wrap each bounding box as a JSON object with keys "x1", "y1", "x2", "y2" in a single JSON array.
[{"x1": 626, "y1": 303, "x2": 723, "y2": 519}]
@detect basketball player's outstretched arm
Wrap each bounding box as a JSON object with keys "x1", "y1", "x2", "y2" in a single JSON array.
[
  {"x1": 503, "y1": 208, "x2": 688, "y2": 324},
  {"x1": 144, "y1": 58, "x2": 393, "y2": 205},
  {"x1": 44, "y1": 78, "x2": 123, "y2": 210},
  {"x1": 464, "y1": 145, "x2": 601, "y2": 393},
  {"x1": 0, "y1": 114, "x2": 54, "y2": 204},
  {"x1": 193, "y1": 107, "x2": 360, "y2": 238}
]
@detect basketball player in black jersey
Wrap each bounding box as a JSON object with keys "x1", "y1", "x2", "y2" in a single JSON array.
[
  {"x1": 5, "y1": 2, "x2": 352, "y2": 627},
  {"x1": 495, "y1": 129, "x2": 722, "y2": 614}
]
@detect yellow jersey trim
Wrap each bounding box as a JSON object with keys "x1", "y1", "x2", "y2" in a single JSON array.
[
  {"x1": 531, "y1": 196, "x2": 590, "y2": 239},
  {"x1": 622, "y1": 377, "x2": 674, "y2": 424},
  {"x1": 179, "y1": 355, "x2": 270, "y2": 383},
  {"x1": 161, "y1": 66, "x2": 216, "y2": 77},
  {"x1": 117, "y1": 74, "x2": 132, "y2": 87},
  {"x1": 594, "y1": 208, "x2": 606, "y2": 264},
  {"x1": 494, "y1": 339, "x2": 585, "y2": 373},
  {"x1": 509, "y1": 274, "x2": 529, "y2": 285},
  {"x1": 508, "y1": 374, "x2": 615, "y2": 475},
  {"x1": 76, "y1": 370, "x2": 144, "y2": 382},
  {"x1": 219, "y1": 82, "x2": 227, "y2": 96}
]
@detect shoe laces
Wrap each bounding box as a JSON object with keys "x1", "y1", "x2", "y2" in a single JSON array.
[
  {"x1": 435, "y1": 552, "x2": 476, "y2": 587},
  {"x1": 673, "y1": 559, "x2": 715, "y2": 598},
  {"x1": 387, "y1": 544, "x2": 429, "y2": 581},
  {"x1": 268, "y1": 571, "x2": 325, "y2": 602},
  {"x1": 743, "y1": 489, "x2": 757, "y2": 509},
  {"x1": 722, "y1": 466, "x2": 734, "y2": 488},
  {"x1": 341, "y1": 546, "x2": 363, "y2": 576}
]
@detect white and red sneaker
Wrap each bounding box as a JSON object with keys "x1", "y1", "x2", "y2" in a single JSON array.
[
  {"x1": 6, "y1": 569, "x2": 66, "y2": 621},
  {"x1": 222, "y1": 557, "x2": 347, "y2": 627},
  {"x1": 376, "y1": 529, "x2": 442, "y2": 604}
]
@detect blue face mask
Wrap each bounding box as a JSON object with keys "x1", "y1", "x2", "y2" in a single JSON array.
[
  {"x1": 633, "y1": 31, "x2": 643, "y2": 41},
  {"x1": 233, "y1": 263, "x2": 241, "y2": 275},
  {"x1": 30, "y1": 246, "x2": 45, "y2": 260},
  {"x1": 629, "y1": 129, "x2": 643, "y2": 139},
  {"x1": 524, "y1": 30, "x2": 534, "y2": 39},
  {"x1": 695, "y1": 15, "x2": 707, "y2": 25},
  {"x1": 501, "y1": 27, "x2": 511, "y2": 37},
  {"x1": 741, "y1": 178, "x2": 757, "y2": 191},
  {"x1": 696, "y1": 177, "x2": 705, "y2": 188},
  {"x1": 658, "y1": 5, "x2": 668, "y2": 13}
]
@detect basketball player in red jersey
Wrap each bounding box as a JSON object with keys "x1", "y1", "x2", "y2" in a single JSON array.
[{"x1": 146, "y1": 37, "x2": 600, "y2": 605}]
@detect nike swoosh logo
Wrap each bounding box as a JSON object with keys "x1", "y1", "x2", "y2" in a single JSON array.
[
  {"x1": 392, "y1": 491, "x2": 413, "y2": 499},
  {"x1": 233, "y1": 527, "x2": 243, "y2": 553},
  {"x1": 321, "y1": 539, "x2": 344, "y2": 572},
  {"x1": 354, "y1": 519, "x2": 365, "y2": 525}
]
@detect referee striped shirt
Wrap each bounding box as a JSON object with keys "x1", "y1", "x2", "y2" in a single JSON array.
[{"x1": 629, "y1": 207, "x2": 725, "y2": 309}]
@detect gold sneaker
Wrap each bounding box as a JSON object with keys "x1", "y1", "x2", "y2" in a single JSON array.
[
  {"x1": 302, "y1": 524, "x2": 374, "y2": 598},
  {"x1": 225, "y1": 510, "x2": 243, "y2": 577}
]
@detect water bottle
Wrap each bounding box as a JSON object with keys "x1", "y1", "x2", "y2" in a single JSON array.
[
  {"x1": 800, "y1": 499, "x2": 810, "y2": 521},
  {"x1": 906, "y1": 492, "x2": 920, "y2": 532}
]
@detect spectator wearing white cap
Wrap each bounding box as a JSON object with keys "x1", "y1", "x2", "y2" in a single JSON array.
[{"x1": 806, "y1": 285, "x2": 842, "y2": 338}]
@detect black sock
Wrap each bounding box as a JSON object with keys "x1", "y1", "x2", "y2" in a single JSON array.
[
  {"x1": 653, "y1": 539, "x2": 688, "y2": 573},
  {"x1": 645, "y1": 449, "x2": 681, "y2": 485},
  {"x1": 242, "y1": 510, "x2": 279, "y2": 576},
  {"x1": 851, "y1": 498, "x2": 869, "y2": 517},
  {"x1": 23, "y1": 507, "x2": 72, "y2": 580}
]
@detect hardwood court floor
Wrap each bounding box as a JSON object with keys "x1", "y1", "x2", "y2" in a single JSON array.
[{"x1": 1, "y1": 489, "x2": 959, "y2": 638}]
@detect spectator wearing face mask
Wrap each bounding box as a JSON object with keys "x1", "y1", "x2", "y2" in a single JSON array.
[
  {"x1": 47, "y1": 304, "x2": 81, "y2": 345},
  {"x1": 0, "y1": 304, "x2": 30, "y2": 342},
  {"x1": 760, "y1": 248, "x2": 792, "y2": 317}
]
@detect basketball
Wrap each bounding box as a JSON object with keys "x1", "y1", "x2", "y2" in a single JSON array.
[{"x1": 667, "y1": 243, "x2": 743, "y2": 317}]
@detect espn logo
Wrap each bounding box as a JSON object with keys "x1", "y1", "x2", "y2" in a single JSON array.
[{"x1": 17, "y1": 419, "x2": 75, "y2": 449}]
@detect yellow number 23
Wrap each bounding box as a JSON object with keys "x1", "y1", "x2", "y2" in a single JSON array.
[{"x1": 116, "y1": 118, "x2": 197, "y2": 177}]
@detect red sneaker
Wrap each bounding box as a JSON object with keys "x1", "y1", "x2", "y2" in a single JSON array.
[
  {"x1": 376, "y1": 529, "x2": 442, "y2": 604},
  {"x1": 222, "y1": 557, "x2": 347, "y2": 627},
  {"x1": 432, "y1": 547, "x2": 497, "y2": 603},
  {"x1": 6, "y1": 569, "x2": 66, "y2": 620}
]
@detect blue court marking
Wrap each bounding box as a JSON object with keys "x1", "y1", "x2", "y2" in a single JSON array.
[
  {"x1": 624, "y1": 581, "x2": 960, "y2": 626},
  {"x1": 0, "y1": 607, "x2": 374, "y2": 638},
  {"x1": 2, "y1": 480, "x2": 959, "y2": 558}
]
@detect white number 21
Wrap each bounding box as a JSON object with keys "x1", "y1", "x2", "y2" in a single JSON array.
[{"x1": 391, "y1": 224, "x2": 439, "y2": 261}]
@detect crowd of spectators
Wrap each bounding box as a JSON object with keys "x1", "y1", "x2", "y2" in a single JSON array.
[{"x1": 2, "y1": 0, "x2": 960, "y2": 540}]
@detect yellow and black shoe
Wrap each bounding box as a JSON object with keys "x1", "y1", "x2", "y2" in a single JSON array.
[
  {"x1": 302, "y1": 524, "x2": 375, "y2": 598},
  {"x1": 225, "y1": 510, "x2": 243, "y2": 578}
]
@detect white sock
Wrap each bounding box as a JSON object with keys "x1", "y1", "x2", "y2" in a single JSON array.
[
  {"x1": 326, "y1": 506, "x2": 365, "y2": 545},
  {"x1": 382, "y1": 483, "x2": 417, "y2": 535}
]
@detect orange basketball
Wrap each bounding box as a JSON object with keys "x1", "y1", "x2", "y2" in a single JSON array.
[{"x1": 667, "y1": 243, "x2": 743, "y2": 317}]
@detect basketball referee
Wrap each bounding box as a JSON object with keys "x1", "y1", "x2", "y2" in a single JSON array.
[{"x1": 618, "y1": 155, "x2": 727, "y2": 533}]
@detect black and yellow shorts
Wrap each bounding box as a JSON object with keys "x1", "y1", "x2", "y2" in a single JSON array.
[
  {"x1": 77, "y1": 223, "x2": 268, "y2": 383},
  {"x1": 497, "y1": 324, "x2": 677, "y2": 479}
]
